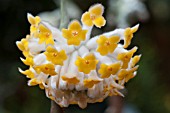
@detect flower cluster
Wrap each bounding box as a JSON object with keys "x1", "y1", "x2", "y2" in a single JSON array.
[{"x1": 16, "y1": 4, "x2": 141, "y2": 108}]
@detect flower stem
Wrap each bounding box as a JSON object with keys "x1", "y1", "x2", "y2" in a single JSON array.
[
  {"x1": 50, "y1": 101, "x2": 64, "y2": 113},
  {"x1": 59, "y1": 0, "x2": 68, "y2": 30}
]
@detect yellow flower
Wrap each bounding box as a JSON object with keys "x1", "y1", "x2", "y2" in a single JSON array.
[
  {"x1": 98, "y1": 62, "x2": 121, "y2": 78},
  {"x1": 130, "y1": 55, "x2": 141, "y2": 68},
  {"x1": 124, "y1": 25, "x2": 139, "y2": 48},
  {"x1": 16, "y1": 36, "x2": 30, "y2": 57},
  {"x1": 117, "y1": 47, "x2": 137, "y2": 69},
  {"x1": 20, "y1": 56, "x2": 34, "y2": 66},
  {"x1": 38, "y1": 24, "x2": 54, "y2": 45},
  {"x1": 96, "y1": 35, "x2": 120, "y2": 55},
  {"x1": 75, "y1": 53, "x2": 98, "y2": 74},
  {"x1": 44, "y1": 46, "x2": 67, "y2": 65},
  {"x1": 19, "y1": 68, "x2": 35, "y2": 78},
  {"x1": 62, "y1": 75, "x2": 80, "y2": 85},
  {"x1": 62, "y1": 20, "x2": 87, "y2": 46},
  {"x1": 29, "y1": 78, "x2": 45, "y2": 89},
  {"x1": 34, "y1": 63, "x2": 57, "y2": 76},
  {"x1": 28, "y1": 14, "x2": 41, "y2": 34},
  {"x1": 81, "y1": 4, "x2": 106, "y2": 28},
  {"x1": 118, "y1": 66, "x2": 139, "y2": 82},
  {"x1": 83, "y1": 79, "x2": 101, "y2": 88}
]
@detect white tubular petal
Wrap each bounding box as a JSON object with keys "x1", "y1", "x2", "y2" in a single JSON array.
[
  {"x1": 85, "y1": 36, "x2": 98, "y2": 50},
  {"x1": 42, "y1": 21, "x2": 67, "y2": 44},
  {"x1": 82, "y1": 25, "x2": 93, "y2": 43},
  {"x1": 55, "y1": 43, "x2": 75, "y2": 54},
  {"x1": 108, "y1": 44, "x2": 127, "y2": 59},
  {"x1": 66, "y1": 51, "x2": 78, "y2": 74},
  {"x1": 88, "y1": 70, "x2": 103, "y2": 81},
  {"x1": 33, "y1": 53, "x2": 47, "y2": 65},
  {"x1": 103, "y1": 28, "x2": 125, "y2": 40},
  {"x1": 58, "y1": 55, "x2": 70, "y2": 90},
  {"x1": 87, "y1": 82, "x2": 103, "y2": 98},
  {"x1": 28, "y1": 40, "x2": 45, "y2": 55},
  {"x1": 78, "y1": 46, "x2": 89, "y2": 57},
  {"x1": 85, "y1": 28, "x2": 125, "y2": 50},
  {"x1": 93, "y1": 52, "x2": 113, "y2": 65},
  {"x1": 75, "y1": 72, "x2": 86, "y2": 91},
  {"x1": 50, "y1": 66, "x2": 61, "y2": 89}
]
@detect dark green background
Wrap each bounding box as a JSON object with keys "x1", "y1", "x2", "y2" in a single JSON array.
[{"x1": 0, "y1": 0, "x2": 170, "y2": 113}]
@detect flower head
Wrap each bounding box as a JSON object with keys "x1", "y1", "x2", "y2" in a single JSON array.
[
  {"x1": 16, "y1": 3, "x2": 141, "y2": 109},
  {"x1": 75, "y1": 53, "x2": 98, "y2": 74},
  {"x1": 96, "y1": 35, "x2": 120, "y2": 55},
  {"x1": 62, "y1": 20, "x2": 87, "y2": 46},
  {"x1": 81, "y1": 4, "x2": 106, "y2": 28},
  {"x1": 44, "y1": 46, "x2": 67, "y2": 65}
]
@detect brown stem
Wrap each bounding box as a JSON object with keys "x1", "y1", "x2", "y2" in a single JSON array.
[{"x1": 50, "y1": 101, "x2": 64, "y2": 113}]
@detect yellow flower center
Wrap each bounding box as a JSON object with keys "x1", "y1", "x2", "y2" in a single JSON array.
[
  {"x1": 85, "y1": 60, "x2": 90, "y2": 64},
  {"x1": 45, "y1": 67, "x2": 49, "y2": 70},
  {"x1": 90, "y1": 15, "x2": 96, "y2": 20},
  {"x1": 108, "y1": 67, "x2": 113, "y2": 71},
  {"x1": 46, "y1": 33, "x2": 50, "y2": 38},
  {"x1": 53, "y1": 53, "x2": 58, "y2": 57},
  {"x1": 105, "y1": 41, "x2": 110, "y2": 46},
  {"x1": 72, "y1": 31, "x2": 78, "y2": 36}
]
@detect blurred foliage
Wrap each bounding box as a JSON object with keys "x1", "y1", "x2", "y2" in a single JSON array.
[{"x1": 0, "y1": 0, "x2": 170, "y2": 113}]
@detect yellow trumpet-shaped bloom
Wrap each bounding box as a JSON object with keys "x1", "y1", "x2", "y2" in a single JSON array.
[
  {"x1": 62, "y1": 20, "x2": 87, "y2": 46},
  {"x1": 118, "y1": 66, "x2": 139, "y2": 82},
  {"x1": 21, "y1": 56, "x2": 34, "y2": 66},
  {"x1": 19, "y1": 68, "x2": 35, "y2": 79},
  {"x1": 117, "y1": 47, "x2": 137, "y2": 69},
  {"x1": 44, "y1": 46, "x2": 67, "y2": 65},
  {"x1": 96, "y1": 35, "x2": 120, "y2": 55},
  {"x1": 124, "y1": 26, "x2": 139, "y2": 48},
  {"x1": 130, "y1": 55, "x2": 141, "y2": 68},
  {"x1": 29, "y1": 78, "x2": 45, "y2": 89},
  {"x1": 35, "y1": 63, "x2": 57, "y2": 76},
  {"x1": 62, "y1": 75, "x2": 80, "y2": 85},
  {"x1": 16, "y1": 37, "x2": 29, "y2": 57},
  {"x1": 38, "y1": 24, "x2": 54, "y2": 45},
  {"x1": 75, "y1": 53, "x2": 98, "y2": 74},
  {"x1": 83, "y1": 79, "x2": 101, "y2": 88},
  {"x1": 28, "y1": 14, "x2": 41, "y2": 35},
  {"x1": 81, "y1": 4, "x2": 106, "y2": 28},
  {"x1": 98, "y1": 62, "x2": 121, "y2": 78}
]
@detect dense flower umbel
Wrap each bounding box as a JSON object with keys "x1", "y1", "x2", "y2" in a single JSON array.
[{"x1": 16, "y1": 4, "x2": 141, "y2": 109}]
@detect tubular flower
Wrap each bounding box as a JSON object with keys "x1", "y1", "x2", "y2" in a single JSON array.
[
  {"x1": 62, "y1": 20, "x2": 87, "y2": 46},
  {"x1": 75, "y1": 53, "x2": 98, "y2": 74},
  {"x1": 124, "y1": 25, "x2": 139, "y2": 48},
  {"x1": 27, "y1": 13, "x2": 41, "y2": 35},
  {"x1": 16, "y1": 36, "x2": 29, "y2": 57},
  {"x1": 16, "y1": 3, "x2": 141, "y2": 109},
  {"x1": 117, "y1": 46, "x2": 137, "y2": 69},
  {"x1": 37, "y1": 24, "x2": 54, "y2": 45},
  {"x1": 98, "y1": 62, "x2": 121, "y2": 78},
  {"x1": 118, "y1": 66, "x2": 139, "y2": 83},
  {"x1": 96, "y1": 35, "x2": 120, "y2": 55},
  {"x1": 44, "y1": 46, "x2": 67, "y2": 65},
  {"x1": 34, "y1": 63, "x2": 57, "y2": 76},
  {"x1": 81, "y1": 4, "x2": 106, "y2": 28}
]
